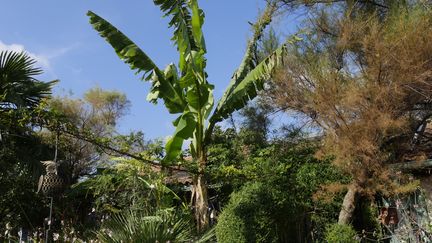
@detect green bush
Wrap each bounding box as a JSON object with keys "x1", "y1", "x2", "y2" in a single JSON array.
[
  {"x1": 325, "y1": 223, "x2": 358, "y2": 243},
  {"x1": 214, "y1": 139, "x2": 348, "y2": 242},
  {"x1": 215, "y1": 182, "x2": 280, "y2": 243}
]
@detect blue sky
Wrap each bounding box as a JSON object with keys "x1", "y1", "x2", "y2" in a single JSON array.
[{"x1": 0, "y1": 0, "x2": 298, "y2": 140}]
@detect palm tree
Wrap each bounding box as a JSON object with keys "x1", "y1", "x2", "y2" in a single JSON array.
[
  {"x1": 97, "y1": 209, "x2": 215, "y2": 242},
  {"x1": 88, "y1": 0, "x2": 288, "y2": 231},
  {"x1": 0, "y1": 51, "x2": 57, "y2": 109}
]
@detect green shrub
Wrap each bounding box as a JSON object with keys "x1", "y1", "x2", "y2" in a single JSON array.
[
  {"x1": 215, "y1": 146, "x2": 348, "y2": 242},
  {"x1": 215, "y1": 182, "x2": 279, "y2": 243},
  {"x1": 325, "y1": 223, "x2": 358, "y2": 243}
]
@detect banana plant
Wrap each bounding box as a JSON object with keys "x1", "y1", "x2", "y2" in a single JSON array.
[{"x1": 88, "y1": 0, "x2": 286, "y2": 231}]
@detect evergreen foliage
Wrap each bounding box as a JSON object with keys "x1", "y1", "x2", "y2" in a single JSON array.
[
  {"x1": 325, "y1": 223, "x2": 358, "y2": 243},
  {"x1": 213, "y1": 122, "x2": 347, "y2": 241}
]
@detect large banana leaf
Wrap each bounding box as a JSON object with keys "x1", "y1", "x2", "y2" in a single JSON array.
[
  {"x1": 164, "y1": 111, "x2": 197, "y2": 162},
  {"x1": 153, "y1": 0, "x2": 202, "y2": 71},
  {"x1": 214, "y1": 5, "x2": 275, "y2": 115},
  {"x1": 88, "y1": 11, "x2": 161, "y2": 79},
  {"x1": 207, "y1": 43, "x2": 287, "y2": 139},
  {"x1": 205, "y1": 5, "x2": 280, "y2": 141},
  {"x1": 87, "y1": 11, "x2": 186, "y2": 114},
  {"x1": 189, "y1": 0, "x2": 206, "y2": 51}
]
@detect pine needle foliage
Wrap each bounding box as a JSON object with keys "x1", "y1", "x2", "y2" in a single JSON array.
[{"x1": 270, "y1": 2, "x2": 432, "y2": 196}]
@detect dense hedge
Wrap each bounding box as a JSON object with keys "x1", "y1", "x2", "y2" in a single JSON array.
[
  {"x1": 215, "y1": 182, "x2": 279, "y2": 243},
  {"x1": 325, "y1": 223, "x2": 358, "y2": 243}
]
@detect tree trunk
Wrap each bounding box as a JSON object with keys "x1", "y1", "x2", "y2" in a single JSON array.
[
  {"x1": 193, "y1": 172, "x2": 209, "y2": 232},
  {"x1": 390, "y1": 159, "x2": 432, "y2": 172},
  {"x1": 338, "y1": 183, "x2": 359, "y2": 224}
]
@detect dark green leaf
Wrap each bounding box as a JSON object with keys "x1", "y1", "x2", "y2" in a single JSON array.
[{"x1": 164, "y1": 111, "x2": 197, "y2": 162}]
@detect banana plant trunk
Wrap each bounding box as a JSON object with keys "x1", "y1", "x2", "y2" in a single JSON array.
[
  {"x1": 338, "y1": 183, "x2": 359, "y2": 224},
  {"x1": 193, "y1": 165, "x2": 209, "y2": 232}
]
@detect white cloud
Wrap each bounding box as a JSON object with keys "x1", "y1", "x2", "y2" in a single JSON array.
[
  {"x1": 0, "y1": 40, "x2": 51, "y2": 69},
  {"x1": 0, "y1": 41, "x2": 79, "y2": 78}
]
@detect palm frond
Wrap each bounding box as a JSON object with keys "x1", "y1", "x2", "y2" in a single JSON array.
[
  {"x1": 96, "y1": 209, "x2": 194, "y2": 243},
  {"x1": 0, "y1": 50, "x2": 57, "y2": 108}
]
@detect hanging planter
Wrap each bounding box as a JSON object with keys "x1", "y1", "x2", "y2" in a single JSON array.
[{"x1": 37, "y1": 160, "x2": 65, "y2": 196}]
